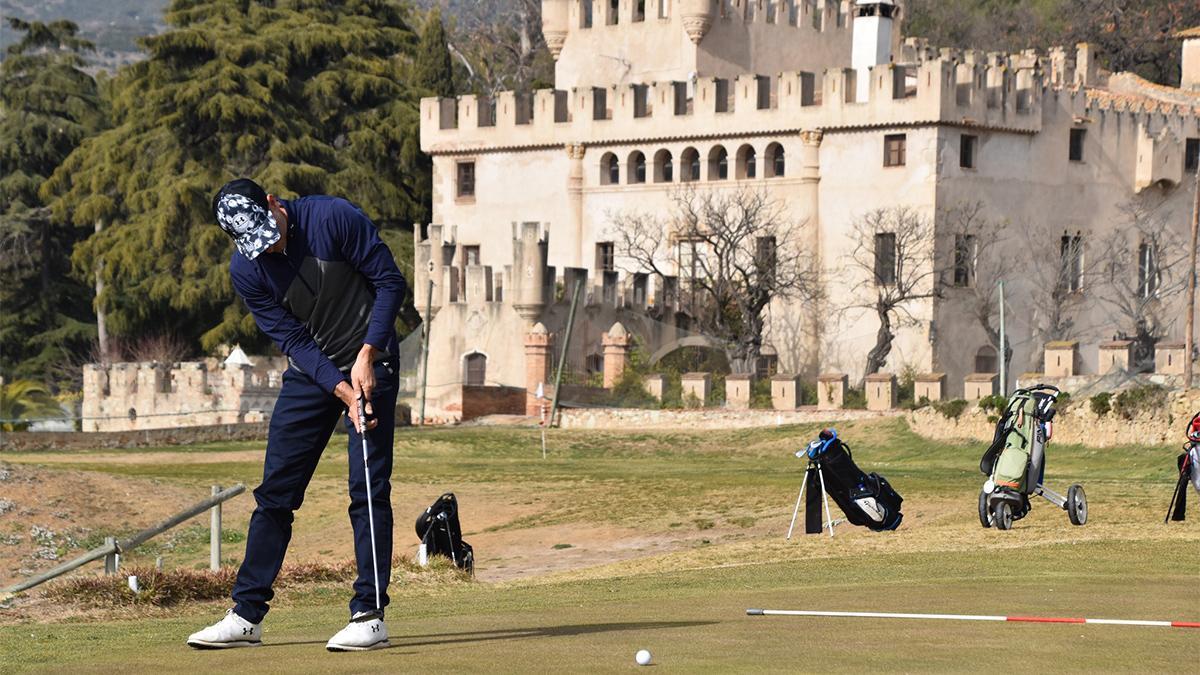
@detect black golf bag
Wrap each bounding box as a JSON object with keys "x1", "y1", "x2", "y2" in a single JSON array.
[
  {"x1": 1166, "y1": 412, "x2": 1200, "y2": 523},
  {"x1": 804, "y1": 430, "x2": 903, "y2": 533},
  {"x1": 415, "y1": 493, "x2": 474, "y2": 574}
]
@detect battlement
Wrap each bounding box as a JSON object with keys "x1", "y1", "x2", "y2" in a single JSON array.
[
  {"x1": 81, "y1": 358, "x2": 286, "y2": 432},
  {"x1": 422, "y1": 56, "x2": 1046, "y2": 153},
  {"x1": 413, "y1": 221, "x2": 676, "y2": 322}
]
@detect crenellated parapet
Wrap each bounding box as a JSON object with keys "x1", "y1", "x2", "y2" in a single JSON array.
[{"x1": 81, "y1": 358, "x2": 286, "y2": 432}]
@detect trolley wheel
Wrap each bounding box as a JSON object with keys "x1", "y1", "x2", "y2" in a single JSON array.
[
  {"x1": 993, "y1": 500, "x2": 1013, "y2": 530},
  {"x1": 978, "y1": 489, "x2": 992, "y2": 528},
  {"x1": 1067, "y1": 484, "x2": 1087, "y2": 526}
]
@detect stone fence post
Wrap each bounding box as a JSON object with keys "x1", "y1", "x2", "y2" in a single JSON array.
[
  {"x1": 865, "y1": 373, "x2": 897, "y2": 411},
  {"x1": 817, "y1": 373, "x2": 847, "y2": 411}
]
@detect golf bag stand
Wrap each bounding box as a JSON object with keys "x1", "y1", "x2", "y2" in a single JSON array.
[
  {"x1": 1165, "y1": 412, "x2": 1200, "y2": 523},
  {"x1": 785, "y1": 459, "x2": 844, "y2": 539}
]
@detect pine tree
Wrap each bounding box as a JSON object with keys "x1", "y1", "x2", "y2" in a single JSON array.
[
  {"x1": 0, "y1": 19, "x2": 106, "y2": 388},
  {"x1": 43, "y1": 0, "x2": 427, "y2": 354},
  {"x1": 414, "y1": 8, "x2": 456, "y2": 98}
]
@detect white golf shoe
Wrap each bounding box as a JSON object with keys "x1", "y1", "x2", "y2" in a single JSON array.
[
  {"x1": 186, "y1": 609, "x2": 262, "y2": 649},
  {"x1": 326, "y1": 611, "x2": 390, "y2": 652}
]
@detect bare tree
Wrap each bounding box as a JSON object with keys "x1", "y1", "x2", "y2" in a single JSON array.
[
  {"x1": 442, "y1": 0, "x2": 554, "y2": 96},
  {"x1": 1098, "y1": 198, "x2": 1190, "y2": 370},
  {"x1": 846, "y1": 206, "x2": 942, "y2": 377},
  {"x1": 941, "y1": 202, "x2": 1016, "y2": 375},
  {"x1": 1014, "y1": 219, "x2": 1107, "y2": 369},
  {"x1": 609, "y1": 185, "x2": 820, "y2": 373}
]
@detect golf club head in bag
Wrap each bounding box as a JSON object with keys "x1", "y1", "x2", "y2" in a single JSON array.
[{"x1": 415, "y1": 493, "x2": 474, "y2": 575}]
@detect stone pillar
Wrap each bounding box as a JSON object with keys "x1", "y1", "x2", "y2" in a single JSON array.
[
  {"x1": 601, "y1": 322, "x2": 632, "y2": 389},
  {"x1": 1155, "y1": 342, "x2": 1187, "y2": 375},
  {"x1": 643, "y1": 374, "x2": 666, "y2": 401},
  {"x1": 800, "y1": 130, "x2": 824, "y2": 375},
  {"x1": 681, "y1": 372, "x2": 711, "y2": 407},
  {"x1": 914, "y1": 373, "x2": 945, "y2": 403},
  {"x1": 524, "y1": 322, "x2": 554, "y2": 415},
  {"x1": 1098, "y1": 340, "x2": 1134, "y2": 373},
  {"x1": 566, "y1": 144, "x2": 585, "y2": 268},
  {"x1": 1044, "y1": 340, "x2": 1078, "y2": 377},
  {"x1": 514, "y1": 222, "x2": 546, "y2": 323},
  {"x1": 771, "y1": 374, "x2": 801, "y2": 411},
  {"x1": 817, "y1": 373, "x2": 847, "y2": 411},
  {"x1": 725, "y1": 374, "x2": 754, "y2": 410},
  {"x1": 865, "y1": 373, "x2": 897, "y2": 411},
  {"x1": 964, "y1": 373, "x2": 999, "y2": 400}
]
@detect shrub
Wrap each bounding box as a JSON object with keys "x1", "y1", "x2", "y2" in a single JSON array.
[
  {"x1": 750, "y1": 378, "x2": 773, "y2": 409},
  {"x1": 932, "y1": 399, "x2": 969, "y2": 420},
  {"x1": 843, "y1": 387, "x2": 867, "y2": 410},
  {"x1": 978, "y1": 394, "x2": 1008, "y2": 414},
  {"x1": 1113, "y1": 384, "x2": 1168, "y2": 420},
  {"x1": 607, "y1": 369, "x2": 658, "y2": 409},
  {"x1": 1055, "y1": 391, "x2": 1072, "y2": 409},
  {"x1": 1089, "y1": 392, "x2": 1112, "y2": 417}
]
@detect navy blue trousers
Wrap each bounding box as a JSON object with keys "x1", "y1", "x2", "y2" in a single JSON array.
[{"x1": 232, "y1": 360, "x2": 398, "y2": 623}]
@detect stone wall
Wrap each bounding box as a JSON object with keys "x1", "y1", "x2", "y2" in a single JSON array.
[
  {"x1": 905, "y1": 390, "x2": 1200, "y2": 448},
  {"x1": 559, "y1": 407, "x2": 895, "y2": 431},
  {"x1": 461, "y1": 385, "x2": 527, "y2": 421},
  {"x1": 1, "y1": 423, "x2": 270, "y2": 452}
]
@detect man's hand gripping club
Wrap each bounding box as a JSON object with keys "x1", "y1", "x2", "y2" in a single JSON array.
[{"x1": 336, "y1": 344, "x2": 379, "y2": 433}]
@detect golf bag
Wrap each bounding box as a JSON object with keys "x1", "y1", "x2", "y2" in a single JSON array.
[
  {"x1": 1166, "y1": 412, "x2": 1200, "y2": 523},
  {"x1": 980, "y1": 388, "x2": 1057, "y2": 494},
  {"x1": 415, "y1": 493, "x2": 474, "y2": 575},
  {"x1": 804, "y1": 430, "x2": 903, "y2": 533}
]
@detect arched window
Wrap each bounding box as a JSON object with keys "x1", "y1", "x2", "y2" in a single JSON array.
[
  {"x1": 600, "y1": 152, "x2": 619, "y2": 185},
  {"x1": 681, "y1": 147, "x2": 700, "y2": 182},
  {"x1": 628, "y1": 151, "x2": 646, "y2": 184},
  {"x1": 736, "y1": 144, "x2": 757, "y2": 179},
  {"x1": 707, "y1": 145, "x2": 728, "y2": 180},
  {"x1": 653, "y1": 149, "x2": 674, "y2": 183},
  {"x1": 465, "y1": 352, "x2": 487, "y2": 386},
  {"x1": 765, "y1": 142, "x2": 785, "y2": 177},
  {"x1": 974, "y1": 346, "x2": 998, "y2": 374}
]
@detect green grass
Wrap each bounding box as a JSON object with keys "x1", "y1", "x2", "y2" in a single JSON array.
[{"x1": 2, "y1": 418, "x2": 1196, "y2": 672}]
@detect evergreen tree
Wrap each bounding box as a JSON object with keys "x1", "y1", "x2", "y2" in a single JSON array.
[
  {"x1": 414, "y1": 8, "x2": 455, "y2": 97},
  {"x1": 0, "y1": 19, "x2": 106, "y2": 388},
  {"x1": 43, "y1": 0, "x2": 427, "y2": 355}
]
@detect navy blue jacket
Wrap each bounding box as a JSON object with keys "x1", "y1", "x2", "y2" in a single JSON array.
[{"x1": 229, "y1": 196, "x2": 406, "y2": 393}]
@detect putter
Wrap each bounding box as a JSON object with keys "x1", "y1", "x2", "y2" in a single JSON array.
[{"x1": 356, "y1": 395, "x2": 382, "y2": 613}]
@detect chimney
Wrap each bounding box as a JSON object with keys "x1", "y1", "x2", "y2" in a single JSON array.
[
  {"x1": 852, "y1": 1, "x2": 898, "y2": 102},
  {"x1": 1180, "y1": 27, "x2": 1200, "y2": 90}
]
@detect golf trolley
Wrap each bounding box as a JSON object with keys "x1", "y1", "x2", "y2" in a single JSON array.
[
  {"x1": 786, "y1": 429, "x2": 904, "y2": 538},
  {"x1": 978, "y1": 384, "x2": 1087, "y2": 530},
  {"x1": 1164, "y1": 411, "x2": 1200, "y2": 523}
]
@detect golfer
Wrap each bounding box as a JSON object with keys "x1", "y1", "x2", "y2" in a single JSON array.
[{"x1": 187, "y1": 178, "x2": 405, "y2": 651}]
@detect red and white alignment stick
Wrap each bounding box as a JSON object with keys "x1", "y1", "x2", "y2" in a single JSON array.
[{"x1": 746, "y1": 608, "x2": 1200, "y2": 629}]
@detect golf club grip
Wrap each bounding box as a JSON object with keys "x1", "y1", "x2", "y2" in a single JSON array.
[{"x1": 356, "y1": 395, "x2": 366, "y2": 435}]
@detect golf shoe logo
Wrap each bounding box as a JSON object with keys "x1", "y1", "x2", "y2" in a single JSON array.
[
  {"x1": 242, "y1": 627, "x2": 252, "y2": 635},
  {"x1": 372, "y1": 624, "x2": 380, "y2": 633}
]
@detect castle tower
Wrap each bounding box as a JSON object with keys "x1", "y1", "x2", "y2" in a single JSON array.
[{"x1": 852, "y1": 0, "x2": 897, "y2": 102}]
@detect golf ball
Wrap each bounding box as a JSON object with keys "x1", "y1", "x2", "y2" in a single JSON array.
[{"x1": 635, "y1": 649, "x2": 652, "y2": 666}]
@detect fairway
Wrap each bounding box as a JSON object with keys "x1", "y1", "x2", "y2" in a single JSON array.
[{"x1": 2, "y1": 418, "x2": 1198, "y2": 672}]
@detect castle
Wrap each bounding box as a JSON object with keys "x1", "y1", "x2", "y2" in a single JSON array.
[{"x1": 413, "y1": 1, "x2": 1200, "y2": 420}]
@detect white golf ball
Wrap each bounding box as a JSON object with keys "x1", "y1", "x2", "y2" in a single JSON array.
[{"x1": 635, "y1": 649, "x2": 652, "y2": 666}]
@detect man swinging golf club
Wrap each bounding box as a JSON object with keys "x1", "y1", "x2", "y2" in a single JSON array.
[{"x1": 187, "y1": 178, "x2": 405, "y2": 651}]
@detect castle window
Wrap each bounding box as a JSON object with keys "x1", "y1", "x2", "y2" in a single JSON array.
[
  {"x1": 874, "y1": 232, "x2": 897, "y2": 285},
  {"x1": 884, "y1": 134, "x2": 906, "y2": 167},
  {"x1": 600, "y1": 152, "x2": 619, "y2": 185},
  {"x1": 465, "y1": 353, "x2": 487, "y2": 386},
  {"x1": 464, "y1": 245, "x2": 481, "y2": 266},
  {"x1": 1185, "y1": 138, "x2": 1199, "y2": 173},
  {"x1": 1069, "y1": 128, "x2": 1085, "y2": 162},
  {"x1": 681, "y1": 147, "x2": 700, "y2": 182},
  {"x1": 736, "y1": 145, "x2": 757, "y2": 179},
  {"x1": 658, "y1": 0, "x2": 669, "y2": 20},
  {"x1": 608, "y1": 0, "x2": 619, "y2": 25},
  {"x1": 960, "y1": 134, "x2": 977, "y2": 169},
  {"x1": 456, "y1": 161, "x2": 475, "y2": 199},
  {"x1": 596, "y1": 242, "x2": 615, "y2": 272},
  {"x1": 654, "y1": 149, "x2": 674, "y2": 182},
  {"x1": 1059, "y1": 233, "x2": 1083, "y2": 292},
  {"x1": 975, "y1": 346, "x2": 998, "y2": 374},
  {"x1": 708, "y1": 146, "x2": 729, "y2": 180},
  {"x1": 629, "y1": 151, "x2": 647, "y2": 184},
  {"x1": 1137, "y1": 242, "x2": 1159, "y2": 299},
  {"x1": 582, "y1": 0, "x2": 594, "y2": 28},
  {"x1": 715, "y1": 78, "x2": 732, "y2": 113},
  {"x1": 788, "y1": 0, "x2": 799, "y2": 25},
  {"x1": 633, "y1": 84, "x2": 651, "y2": 117},
  {"x1": 585, "y1": 353, "x2": 605, "y2": 374},
  {"x1": 592, "y1": 87, "x2": 609, "y2": 120},
  {"x1": 953, "y1": 234, "x2": 976, "y2": 287},
  {"x1": 634, "y1": 0, "x2": 645, "y2": 22},
  {"x1": 765, "y1": 143, "x2": 785, "y2": 177}
]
